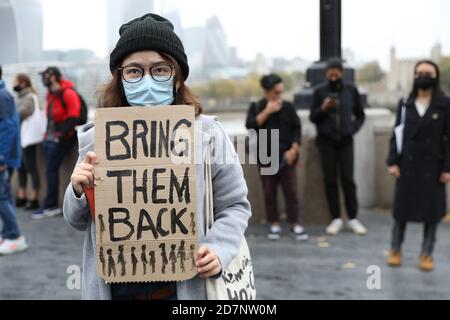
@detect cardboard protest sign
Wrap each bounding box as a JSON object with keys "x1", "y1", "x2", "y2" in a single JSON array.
[{"x1": 94, "y1": 106, "x2": 198, "y2": 283}]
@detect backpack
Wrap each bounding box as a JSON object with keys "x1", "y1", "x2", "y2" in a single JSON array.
[{"x1": 59, "y1": 88, "x2": 88, "y2": 126}]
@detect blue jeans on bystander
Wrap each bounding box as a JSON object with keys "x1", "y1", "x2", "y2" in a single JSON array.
[{"x1": 0, "y1": 170, "x2": 21, "y2": 240}]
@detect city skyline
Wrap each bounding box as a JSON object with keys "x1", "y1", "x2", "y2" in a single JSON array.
[
  {"x1": 106, "y1": 0, "x2": 155, "y2": 51},
  {"x1": 39, "y1": 0, "x2": 450, "y2": 70},
  {"x1": 0, "y1": 0, "x2": 43, "y2": 64}
]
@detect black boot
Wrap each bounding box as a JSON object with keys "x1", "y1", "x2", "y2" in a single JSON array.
[
  {"x1": 16, "y1": 198, "x2": 27, "y2": 208},
  {"x1": 25, "y1": 200, "x2": 40, "y2": 211}
]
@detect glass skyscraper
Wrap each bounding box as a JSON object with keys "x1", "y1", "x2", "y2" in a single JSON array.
[{"x1": 0, "y1": 0, "x2": 43, "y2": 64}]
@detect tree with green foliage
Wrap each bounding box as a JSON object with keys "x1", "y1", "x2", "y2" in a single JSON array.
[
  {"x1": 356, "y1": 61, "x2": 385, "y2": 84},
  {"x1": 440, "y1": 57, "x2": 450, "y2": 93},
  {"x1": 190, "y1": 71, "x2": 303, "y2": 102}
]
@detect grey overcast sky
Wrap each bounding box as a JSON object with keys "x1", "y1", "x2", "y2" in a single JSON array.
[{"x1": 42, "y1": 0, "x2": 450, "y2": 69}]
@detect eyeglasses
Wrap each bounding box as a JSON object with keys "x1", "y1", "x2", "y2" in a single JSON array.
[{"x1": 119, "y1": 64, "x2": 175, "y2": 83}]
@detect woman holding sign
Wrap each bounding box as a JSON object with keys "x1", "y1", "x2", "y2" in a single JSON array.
[
  {"x1": 63, "y1": 13, "x2": 252, "y2": 300},
  {"x1": 386, "y1": 60, "x2": 450, "y2": 272}
]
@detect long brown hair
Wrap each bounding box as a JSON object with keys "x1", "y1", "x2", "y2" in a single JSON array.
[
  {"x1": 16, "y1": 73, "x2": 37, "y2": 94},
  {"x1": 97, "y1": 52, "x2": 202, "y2": 116}
]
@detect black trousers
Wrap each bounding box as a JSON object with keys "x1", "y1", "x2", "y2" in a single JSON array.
[
  {"x1": 43, "y1": 139, "x2": 74, "y2": 209},
  {"x1": 317, "y1": 137, "x2": 358, "y2": 220},
  {"x1": 18, "y1": 144, "x2": 40, "y2": 191},
  {"x1": 391, "y1": 220, "x2": 438, "y2": 256},
  {"x1": 259, "y1": 165, "x2": 300, "y2": 224}
]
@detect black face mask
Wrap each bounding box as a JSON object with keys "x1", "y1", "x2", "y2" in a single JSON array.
[
  {"x1": 414, "y1": 76, "x2": 437, "y2": 90},
  {"x1": 328, "y1": 78, "x2": 343, "y2": 91},
  {"x1": 42, "y1": 77, "x2": 51, "y2": 88},
  {"x1": 13, "y1": 85, "x2": 22, "y2": 93}
]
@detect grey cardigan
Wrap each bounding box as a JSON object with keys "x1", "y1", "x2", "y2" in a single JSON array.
[
  {"x1": 63, "y1": 114, "x2": 252, "y2": 300},
  {"x1": 16, "y1": 88, "x2": 36, "y2": 122}
]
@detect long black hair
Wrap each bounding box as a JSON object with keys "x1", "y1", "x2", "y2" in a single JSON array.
[{"x1": 409, "y1": 60, "x2": 444, "y2": 98}]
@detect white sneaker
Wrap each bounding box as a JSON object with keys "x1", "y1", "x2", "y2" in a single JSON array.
[
  {"x1": 291, "y1": 225, "x2": 309, "y2": 241},
  {"x1": 268, "y1": 225, "x2": 282, "y2": 240},
  {"x1": 31, "y1": 207, "x2": 63, "y2": 220},
  {"x1": 326, "y1": 218, "x2": 344, "y2": 235},
  {"x1": 347, "y1": 219, "x2": 368, "y2": 236},
  {"x1": 0, "y1": 237, "x2": 28, "y2": 255}
]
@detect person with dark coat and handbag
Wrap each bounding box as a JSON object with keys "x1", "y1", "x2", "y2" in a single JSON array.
[
  {"x1": 386, "y1": 60, "x2": 450, "y2": 272},
  {"x1": 310, "y1": 58, "x2": 367, "y2": 236}
]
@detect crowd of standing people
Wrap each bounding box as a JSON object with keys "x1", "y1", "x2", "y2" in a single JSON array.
[
  {"x1": 0, "y1": 65, "x2": 84, "y2": 255},
  {"x1": 0, "y1": 14, "x2": 449, "y2": 302},
  {"x1": 246, "y1": 59, "x2": 450, "y2": 273}
]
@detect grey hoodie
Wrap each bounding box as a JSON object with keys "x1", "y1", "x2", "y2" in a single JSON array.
[{"x1": 63, "y1": 114, "x2": 252, "y2": 300}]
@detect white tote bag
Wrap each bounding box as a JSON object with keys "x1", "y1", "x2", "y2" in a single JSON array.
[
  {"x1": 204, "y1": 146, "x2": 256, "y2": 300},
  {"x1": 21, "y1": 94, "x2": 47, "y2": 148},
  {"x1": 394, "y1": 98, "x2": 407, "y2": 155}
]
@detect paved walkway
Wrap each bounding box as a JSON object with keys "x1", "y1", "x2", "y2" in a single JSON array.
[{"x1": 1, "y1": 208, "x2": 450, "y2": 300}]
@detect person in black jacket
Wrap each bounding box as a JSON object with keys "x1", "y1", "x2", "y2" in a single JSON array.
[
  {"x1": 246, "y1": 74, "x2": 308, "y2": 241},
  {"x1": 310, "y1": 58, "x2": 367, "y2": 236},
  {"x1": 386, "y1": 60, "x2": 450, "y2": 272}
]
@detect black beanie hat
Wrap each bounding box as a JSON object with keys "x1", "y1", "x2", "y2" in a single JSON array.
[{"x1": 110, "y1": 13, "x2": 189, "y2": 80}]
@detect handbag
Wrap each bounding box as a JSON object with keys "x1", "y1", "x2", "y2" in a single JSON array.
[
  {"x1": 21, "y1": 94, "x2": 47, "y2": 148},
  {"x1": 394, "y1": 98, "x2": 407, "y2": 155},
  {"x1": 204, "y1": 145, "x2": 256, "y2": 300}
]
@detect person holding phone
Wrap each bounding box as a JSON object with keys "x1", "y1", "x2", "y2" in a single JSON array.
[
  {"x1": 310, "y1": 58, "x2": 366, "y2": 236},
  {"x1": 386, "y1": 60, "x2": 450, "y2": 272}
]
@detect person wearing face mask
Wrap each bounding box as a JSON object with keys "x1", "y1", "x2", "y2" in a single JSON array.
[
  {"x1": 63, "y1": 13, "x2": 251, "y2": 300},
  {"x1": 310, "y1": 58, "x2": 367, "y2": 236},
  {"x1": 33, "y1": 67, "x2": 81, "y2": 219},
  {"x1": 386, "y1": 60, "x2": 450, "y2": 272},
  {"x1": 13, "y1": 74, "x2": 44, "y2": 211}
]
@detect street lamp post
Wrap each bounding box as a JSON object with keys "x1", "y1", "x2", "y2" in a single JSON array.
[
  {"x1": 320, "y1": 0, "x2": 342, "y2": 62},
  {"x1": 294, "y1": 0, "x2": 364, "y2": 109}
]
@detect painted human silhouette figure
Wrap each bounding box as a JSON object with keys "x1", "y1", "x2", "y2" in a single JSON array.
[
  {"x1": 141, "y1": 245, "x2": 148, "y2": 275},
  {"x1": 189, "y1": 244, "x2": 196, "y2": 269},
  {"x1": 107, "y1": 249, "x2": 116, "y2": 277},
  {"x1": 99, "y1": 246, "x2": 106, "y2": 275},
  {"x1": 177, "y1": 240, "x2": 186, "y2": 272},
  {"x1": 98, "y1": 214, "x2": 106, "y2": 243},
  {"x1": 169, "y1": 244, "x2": 177, "y2": 274},
  {"x1": 190, "y1": 212, "x2": 196, "y2": 235},
  {"x1": 159, "y1": 243, "x2": 168, "y2": 274},
  {"x1": 149, "y1": 251, "x2": 156, "y2": 274},
  {"x1": 117, "y1": 245, "x2": 126, "y2": 276},
  {"x1": 131, "y1": 246, "x2": 138, "y2": 276}
]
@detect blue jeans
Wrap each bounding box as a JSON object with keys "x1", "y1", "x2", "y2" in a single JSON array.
[
  {"x1": 0, "y1": 170, "x2": 21, "y2": 240},
  {"x1": 43, "y1": 140, "x2": 73, "y2": 209}
]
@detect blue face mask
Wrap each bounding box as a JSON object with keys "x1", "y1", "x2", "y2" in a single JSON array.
[{"x1": 122, "y1": 76, "x2": 175, "y2": 107}]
